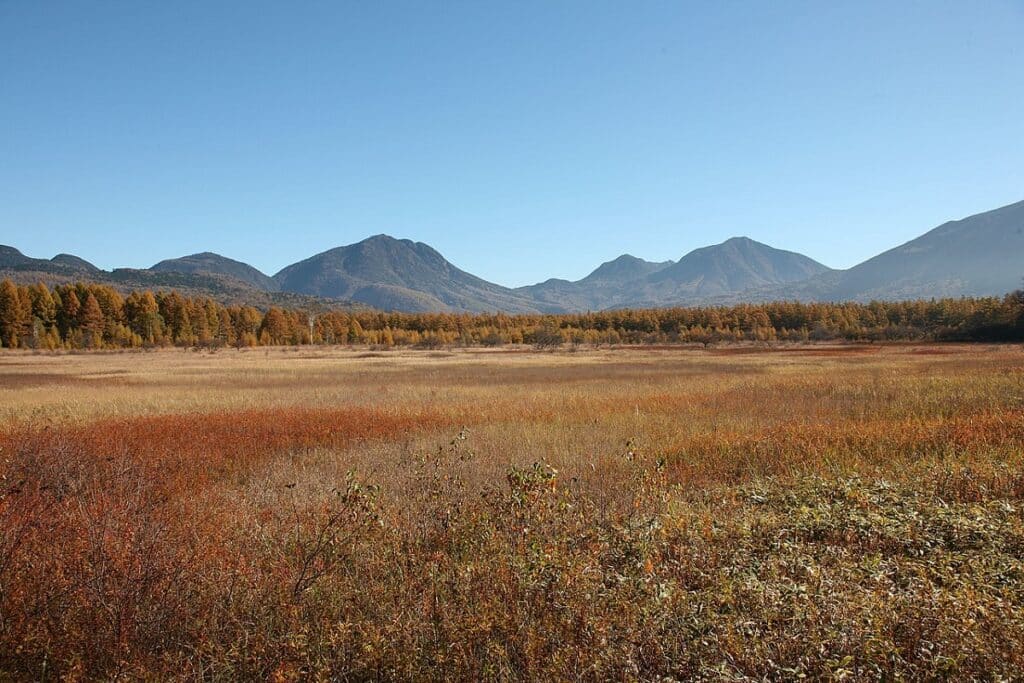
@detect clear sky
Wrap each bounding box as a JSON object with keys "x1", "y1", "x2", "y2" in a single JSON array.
[{"x1": 2, "y1": 1, "x2": 1023, "y2": 286}]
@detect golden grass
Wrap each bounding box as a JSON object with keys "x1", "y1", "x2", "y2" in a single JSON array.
[{"x1": 2, "y1": 343, "x2": 1024, "y2": 679}]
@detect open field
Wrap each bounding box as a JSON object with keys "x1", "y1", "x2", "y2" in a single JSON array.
[{"x1": 3, "y1": 344, "x2": 1024, "y2": 679}]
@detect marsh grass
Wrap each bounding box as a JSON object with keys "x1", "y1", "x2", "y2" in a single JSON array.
[{"x1": 1, "y1": 345, "x2": 1023, "y2": 679}]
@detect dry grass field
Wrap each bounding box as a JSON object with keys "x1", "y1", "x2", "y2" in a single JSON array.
[{"x1": 2, "y1": 344, "x2": 1024, "y2": 680}]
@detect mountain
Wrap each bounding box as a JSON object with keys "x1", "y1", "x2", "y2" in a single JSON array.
[
  {"x1": 637, "y1": 237, "x2": 832, "y2": 302},
  {"x1": 581, "y1": 254, "x2": 674, "y2": 284},
  {"x1": 761, "y1": 199, "x2": 1024, "y2": 302},
  {"x1": 520, "y1": 237, "x2": 831, "y2": 311},
  {"x1": 51, "y1": 253, "x2": 101, "y2": 273},
  {"x1": 150, "y1": 252, "x2": 279, "y2": 292},
  {"x1": 3, "y1": 198, "x2": 1022, "y2": 313},
  {"x1": 0, "y1": 245, "x2": 343, "y2": 310},
  {"x1": 273, "y1": 235, "x2": 544, "y2": 313},
  {"x1": 0, "y1": 245, "x2": 99, "y2": 274},
  {"x1": 519, "y1": 255, "x2": 673, "y2": 311},
  {"x1": 0, "y1": 246, "x2": 35, "y2": 268}
]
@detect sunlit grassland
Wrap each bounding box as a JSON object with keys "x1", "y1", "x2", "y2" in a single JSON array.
[{"x1": 1, "y1": 344, "x2": 1023, "y2": 679}]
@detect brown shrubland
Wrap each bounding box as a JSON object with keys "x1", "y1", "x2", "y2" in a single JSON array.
[{"x1": 1, "y1": 344, "x2": 1023, "y2": 679}]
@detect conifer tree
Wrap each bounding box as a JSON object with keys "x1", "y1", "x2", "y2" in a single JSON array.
[
  {"x1": 29, "y1": 282, "x2": 57, "y2": 329},
  {"x1": 79, "y1": 292, "x2": 105, "y2": 346},
  {"x1": 0, "y1": 279, "x2": 27, "y2": 347},
  {"x1": 260, "y1": 307, "x2": 289, "y2": 345},
  {"x1": 58, "y1": 289, "x2": 81, "y2": 339}
]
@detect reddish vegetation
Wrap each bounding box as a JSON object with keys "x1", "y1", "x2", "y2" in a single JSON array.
[
  {"x1": 0, "y1": 406, "x2": 456, "y2": 678},
  {"x1": 7, "y1": 406, "x2": 454, "y2": 477},
  {"x1": 2, "y1": 348, "x2": 1024, "y2": 679},
  {"x1": 706, "y1": 344, "x2": 884, "y2": 356},
  {"x1": 664, "y1": 408, "x2": 1024, "y2": 488}
]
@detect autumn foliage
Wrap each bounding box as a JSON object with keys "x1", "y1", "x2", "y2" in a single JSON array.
[
  {"x1": 1, "y1": 278, "x2": 1023, "y2": 350},
  {"x1": 2, "y1": 345, "x2": 1024, "y2": 679}
]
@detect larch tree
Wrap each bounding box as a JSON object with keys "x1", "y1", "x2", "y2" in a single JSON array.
[
  {"x1": 0, "y1": 279, "x2": 28, "y2": 347},
  {"x1": 260, "y1": 307, "x2": 289, "y2": 345},
  {"x1": 29, "y1": 283, "x2": 58, "y2": 329},
  {"x1": 58, "y1": 289, "x2": 81, "y2": 339},
  {"x1": 78, "y1": 292, "x2": 105, "y2": 346}
]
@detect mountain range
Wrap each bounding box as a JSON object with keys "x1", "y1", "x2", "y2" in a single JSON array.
[{"x1": 3, "y1": 199, "x2": 1022, "y2": 312}]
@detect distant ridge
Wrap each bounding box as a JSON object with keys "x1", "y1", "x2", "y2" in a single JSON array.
[
  {"x1": 518, "y1": 254, "x2": 674, "y2": 312},
  {"x1": 151, "y1": 252, "x2": 280, "y2": 292},
  {"x1": 650, "y1": 237, "x2": 830, "y2": 294},
  {"x1": 273, "y1": 234, "x2": 543, "y2": 313},
  {"x1": 609, "y1": 236, "x2": 833, "y2": 308},
  {"x1": 582, "y1": 254, "x2": 673, "y2": 284},
  {"x1": 0, "y1": 245, "x2": 352, "y2": 310},
  {"x1": 520, "y1": 237, "x2": 831, "y2": 311},
  {"x1": 754, "y1": 199, "x2": 1024, "y2": 303},
  {"x1": 0, "y1": 246, "x2": 99, "y2": 275},
  {"x1": 51, "y1": 254, "x2": 100, "y2": 273},
  {"x1": 2, "y1": 198, "x2": 1022, "y2": 311}
]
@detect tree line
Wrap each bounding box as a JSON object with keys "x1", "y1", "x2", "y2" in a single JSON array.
[{"x1": 1, "y1": 279, "x2": 1022, "y2": 350}]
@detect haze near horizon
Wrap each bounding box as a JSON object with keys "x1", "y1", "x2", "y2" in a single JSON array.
[{"x1": 2, "y1": 1, "x2": 1023, "y2": 286}]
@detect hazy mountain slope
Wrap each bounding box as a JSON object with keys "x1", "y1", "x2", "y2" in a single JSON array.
[
  {"x1": 521, "y1": 238, "x2": 832, "y2": 311},
  {"x1": 150, "y1": 252, "x2": 280, "y2": 292},
  {"x1": 518, "y1": 255, "x2": 673, "y2": 311},
  {"x1": 580, "y1": 254, "x2": 674, "y2": 284},
  {"x1": 832, "y1": 199, "x2": 1024, "y2": 299},
  {"x1": 274, "y1": 235, "x2": 543, "y2": 313},
  {"x1": 761, "y1": 199, "x2": 1024, "y2": 302},
  {"x1": 650, "y1": 237, "x2": 830, "y2": 293},
  {"x1": 5, "y1": 197, "x2": 1021, "y2": 312}
]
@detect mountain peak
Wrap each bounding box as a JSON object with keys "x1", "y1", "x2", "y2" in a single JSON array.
[
  {"x1": 647, "y1": 237, "x2": 832, "y2": 298},
  {"x1": 273, "y1": 237, "x2": 541, "y2": 313},
  {"x1": 1, "y1": 246, "x2": 99, "y2": 273},
  {"x1": 51, "y1": 253, "x2": 100, "y2": 272},
  {"x1": 703, "y1": 236, "x2": 776, "y2": 252},
  {"x1": 581, "y1": 254, "x2": 673, "y2": 284},
  {"x1": 0, "y1": 245, "x2": 31, "y2": 268},
  {"x1": 361, "y1": 233, "x2": 402, "y2": 244},
  {"x1": 150, "y1": 252, "x2": 279, "y2": 292},
  {"x1": 3, "y1": 198, "x2": 1021, "y2": 312}
]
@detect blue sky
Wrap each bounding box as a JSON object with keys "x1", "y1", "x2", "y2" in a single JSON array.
[{"x1": 2, "y1": 1, "x2": 1022, "y2": 286}]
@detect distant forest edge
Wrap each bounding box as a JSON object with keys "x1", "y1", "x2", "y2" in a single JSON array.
[{"x1": 2, "y1": 279, "x2": 1023, "y2": 350}]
